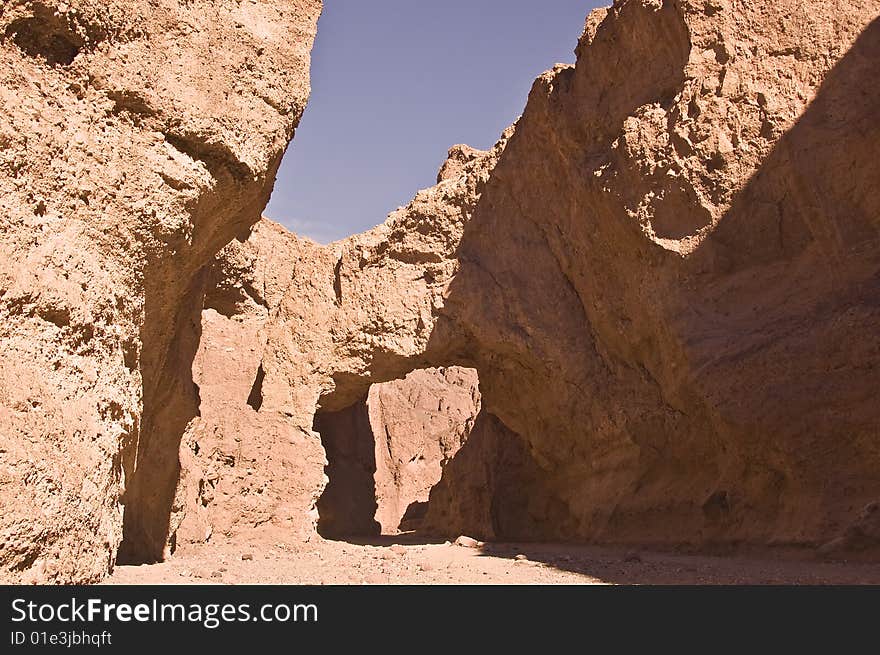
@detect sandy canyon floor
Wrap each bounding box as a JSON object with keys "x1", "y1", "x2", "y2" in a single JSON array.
[{"x1": 105, "y1": 537, "x2": 880, "y2": 585}]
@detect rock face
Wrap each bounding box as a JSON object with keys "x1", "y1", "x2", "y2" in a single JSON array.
[
  {"x1": 419, "y1": 0, "x2": 880, "y2": 550},
  {"x1": 436, "y1": 0, "x2": 880, "y2": 549},
  {"x1": 170, "y1": 130, "x2": 528, "y2": 548},
  {"x1": 369, "y1": 367, "x2": 479, "y2": 534},
  {"x1": 176, "y1": 268, "x2": 492, "y2": 543},
  {"x1": 171, "y1": 221, "x2": 328, "y2": 552},
  {"x1": 420, "y1": 411, "x2": 557, "y2": 542},
  {"x1": 186, "y1": 0, "x2": 880, "y2": 556},
  {"x1": 170, "y1": 131, "x2": 509, "y2": 549},
  {"x1": 5, "y1": 0, "x2": 880, "y2": 583},
  {"x1": 0, "y1": 0, "x2": 321, "y2": 583},
  {"x1": 315, "y1": 366, "x2": 481, "y2": 537}
]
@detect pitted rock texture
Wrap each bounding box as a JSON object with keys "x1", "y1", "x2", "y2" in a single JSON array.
[
  {"x1": 5, "y1": 0, "x2": 880, "y2": 585},
  {"x1": 388, "y1": 0, "x2": 880, "y2": 551},
  {"x1": 189, "y1": 0, "x2": 880, "y2": 556},
  {"x1": 369, "y1": 367, "x2": 480, "y2": 534},
  {"x1": 170, "y1": 126, "x2": 506, "y2": 546},
  {"x1": 0, "y1": 0, "x2": 321, "y2": 583},
  {"x1": 434, "y1": 0, "x2": 880, "y2": 548}
]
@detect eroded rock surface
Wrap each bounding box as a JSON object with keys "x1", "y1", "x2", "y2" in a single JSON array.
[
  {"x1": 0, "y1": 0, "x2": 321, "y2": 583},
  {"x1": 436, "y1": 0, "x2": 880, "y2": 548},
  {"x1": 5, "y1": 0, "x2": 880, "y2": 584},
  {"x1": 369, "y1": 367, "x2": 480, "y2": 534},
  {"x1": 188, "y1": 0, "x2": 880, "y2": 556},
  {"x1": 170, "y1": 134, "x2": 503, "y2": 543}
]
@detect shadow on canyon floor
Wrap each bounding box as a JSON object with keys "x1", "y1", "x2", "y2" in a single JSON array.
[
  {"x1": 335, "y1": 534, "x2": 450, "y2": 547},
  {"x1": 472, "y1": 543, "x2": 880, "y2": 585},
  {"x1": 105, "y1": 538, "x2": 880, "y2": 585}
]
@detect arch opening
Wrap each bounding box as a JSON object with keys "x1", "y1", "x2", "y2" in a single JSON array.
[{"x1": 314, "y1": 366, "x2": 481, "y2": 540}]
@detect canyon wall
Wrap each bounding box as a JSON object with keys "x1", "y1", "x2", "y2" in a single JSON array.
[
  {"x1": 479, "y1": 0, "x2": 876, "y2": 548},
  {"x1": 433, "y1": 0, "x2": 880, "y2": 549},
  {"x1": 0, "y1": 0, "x2": 321, "y2": 583},
  {"x1": 170, "y1": 131, "x2": 507, "y2": 547},
  {"x1": 172, "y1": 221, "x2": 328, "y2": 551},
  {"x1": 4, "y1": 0, "x2": 879, "y2": 584},
  {"x1": 192, "y1": 0, "x2": 880, "y2": 555}
]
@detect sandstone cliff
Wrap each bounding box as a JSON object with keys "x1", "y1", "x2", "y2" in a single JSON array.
[
  {"x1": 4, "y1": 0, "x2": 880, "y2": 584},
  {"x1": 170, "y1": 130, "x2": 507, "y2": 548},
  {"x1": 0, "y1": 0, "x2": 321, "y2": 583},
  {"x1": 186, "y1": 0, "x2": 880, "y2": 556}
]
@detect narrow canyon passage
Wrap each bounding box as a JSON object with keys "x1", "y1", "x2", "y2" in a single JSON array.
[
  {"x1": 314, "y1": 367, "x2": 484, "y2": 541},
  {"x1": 314, "y1": 398, "x2": 382, "y2": 538},
  {"x1": 311, "y1": 365, "x2": 567, "y2": 546},
  {"x1": 5, "y1": 0, "x2": 878, "y2": 587}
]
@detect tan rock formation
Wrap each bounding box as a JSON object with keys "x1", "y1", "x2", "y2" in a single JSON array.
[
  {"x1": 172, "y1": 221, "x2": 329, "y2": 551},
  {"x1": 369, "y1": 367, "x2": 479, "y2": 534},
  {"x1": 0, "y1": 0, "x2": 321, "y2": 583},
  {"x1": 185, "y1": 0, "x2": 880, "y2": 557},
  {"x1": 171, "y1": 132, "x2": 508, "y2": 550},
  {"x1": 435, "y1": 0, "x2": 880, "y2": 549},
  {"x1": 5, "y1": 0, "x2": 880, "y2": 585},
  {"x1": 177, "y1": 298, "x2": 483, "y2": 542}
]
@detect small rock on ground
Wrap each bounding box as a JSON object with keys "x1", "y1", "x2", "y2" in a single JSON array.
[{"x1": 455, "y1": 535, "x2": 484, "y2": 549}]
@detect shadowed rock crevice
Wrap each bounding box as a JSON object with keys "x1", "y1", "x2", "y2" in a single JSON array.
[
  {"x1": 305, "y1": 363, "x2": 565, "y2": 545},
  {"x1": 3, "y1": 2, "x2": 96, "y2": 66},
  {"x1": 117, "y1": 267, "x2": 208, "y2": 564},
  {"x1": 115, "y1": 145, "x2": 289, "y2": 564},
  {"x1": 313, "y1": 367, "x2": 485, "y2": 540},
  {"x1": 246, "y1": 364, "x2": 265, "y2": 412},
  {"x1": 0, "y1": 0, "x2": 322, "y2": 583},
  {"x1": 314, "y1": 397, "x2": 381, "y2": 539},
  {"x1": 421, "y1": 409, "x2": 567, "y2": 542}
]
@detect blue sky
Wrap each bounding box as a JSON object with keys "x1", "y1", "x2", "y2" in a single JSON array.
[{"x1": 265, "y1": 0, "x2": 603, "y2": 243}]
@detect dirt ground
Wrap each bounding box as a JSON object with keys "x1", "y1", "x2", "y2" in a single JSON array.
[{"x1": 105, "y1": 536, "x2": 880, "y2": 585}]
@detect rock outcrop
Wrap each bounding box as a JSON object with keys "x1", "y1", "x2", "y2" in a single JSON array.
[
  {"x1": 186, "y1": 0, "x2": 880, "y2": 556},
  {"x1": 368, "y1": 367, "x2": 479, "y2": 534},
  {"x1": 170, "y1": 221, "x2": 327, "y2": 552},
  {"x1": 433, "y1": 0, "x2": 880, "y2": 549},
  {"x1": 169, "y1": 128, "x2": 505, "y2": 544},
  {"x1": 0, "y1": 0, "x2": 321, "y2": 583},
  {"x1": 4, "y1": 0, "x2": 880, "y2": 584}
]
